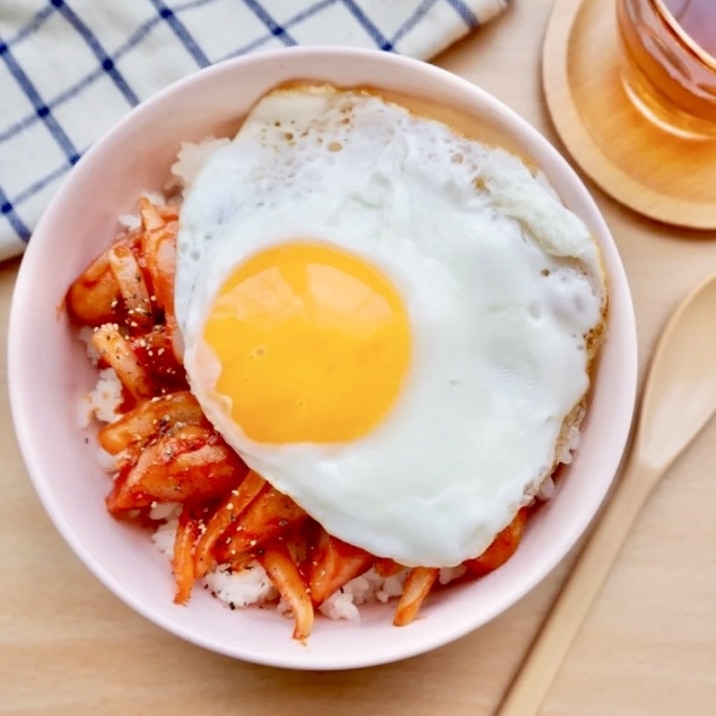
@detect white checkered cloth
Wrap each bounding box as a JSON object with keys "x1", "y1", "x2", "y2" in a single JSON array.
[{"x1": 0, "y1": 0, "x2": 508, "y2": 261}]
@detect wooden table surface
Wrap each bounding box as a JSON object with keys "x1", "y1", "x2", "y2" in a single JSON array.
[{"x1": 3, "y1": 2, "x2": 716, "y2": 714}]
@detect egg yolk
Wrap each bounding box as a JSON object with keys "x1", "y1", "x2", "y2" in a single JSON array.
[{"x1": 202, "y1": 242, "x2": 411, "y2": 444}]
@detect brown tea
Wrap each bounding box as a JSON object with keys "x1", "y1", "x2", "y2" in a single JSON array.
[{"x1": 616, "y1": 0, "x2": 716, "y2": 137}]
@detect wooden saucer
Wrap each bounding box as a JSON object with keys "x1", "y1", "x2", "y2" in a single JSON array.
[{"x1": 542, "y1": 0, "x2": 716, "y2": 230}]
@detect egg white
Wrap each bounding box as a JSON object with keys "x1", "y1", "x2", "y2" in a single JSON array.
[{"x1": 175, "y1": 85, "x2": 605, "y2": 567}]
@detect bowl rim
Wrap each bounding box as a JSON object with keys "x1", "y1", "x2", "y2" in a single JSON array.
[{"x1": 7, "y1": 45, "x2": 639, "y2": 670}]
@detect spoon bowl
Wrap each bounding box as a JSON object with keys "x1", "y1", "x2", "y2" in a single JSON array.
[{"x1": 637, "y1": 273, "x2": 716, "y2": 472}]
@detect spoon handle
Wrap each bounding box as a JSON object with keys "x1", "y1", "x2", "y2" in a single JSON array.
[{"x1": 495, "y1": 458, "x2": 659, "y2": 716}]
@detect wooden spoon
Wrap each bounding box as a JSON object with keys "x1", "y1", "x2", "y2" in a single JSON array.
[{"x1": 496, "y1": 273, "x2": 716, "y2": 716}]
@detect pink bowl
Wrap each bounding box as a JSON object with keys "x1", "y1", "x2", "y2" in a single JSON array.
[{"x1": 8, "y1": 47, "x2": 637, "y2": 670}]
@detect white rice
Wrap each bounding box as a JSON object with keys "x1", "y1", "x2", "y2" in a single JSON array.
[
  {"x1": 78, "y1": 326, "x2": 101, "y2": 366},
  {"x1": 205, "y1": 563, "x2": 279, "y2": 609},
  {"x1": 534, "y1": 419, "x2": 582, "y2": 501},
  {"x1": 78, "y1": 366, "x2": 123, "y2": 428},
  {"x1": 149, "y1": 501, "x2": 182, "y2": 521},
  {"x1": 318, "y1": 590, "x2": 361, "y2": 622},
  {"x1": 152, "y1": 516, "x2": 180, "y2": 558},
  {"x1": 146, "y1": 509, "x2": 463, "y2": 623},
  {"x1": 118, "y1": 190, "x2": 169, "y2": 229},
  {"x1": 318, "y1": 568, "x2": 411, "y2": 622},
  {"x1": 169, "y1": 137, "x2": 231, "y2": 194},
  {"x1": 558, "y1": 423, "x2": 581, "y2": 466},
  {"x1": 439, "y1": 565, "x2": 467, "y2": 585},
  {"x1": 114, "y1": 139, "x2": 226, "y2": 231},
  {"x1": 150, "y1": 514, "x2": 279, "y2": 610},
  {"x1": 96, "y1": 447, "x2": 118, "y2": 474}
]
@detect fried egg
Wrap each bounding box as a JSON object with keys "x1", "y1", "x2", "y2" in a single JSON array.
[{"x1": 174, "y1": 85, "x2": 606, "y2": 567}]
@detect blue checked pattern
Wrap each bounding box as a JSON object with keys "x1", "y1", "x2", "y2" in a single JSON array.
[{"x1": 0, "y1": 0, "x2": 508, "y2": 260}]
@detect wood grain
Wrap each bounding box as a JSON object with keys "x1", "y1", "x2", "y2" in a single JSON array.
[{"x1": 3, "y1": 1, "x2": 716, "y2": 714}]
